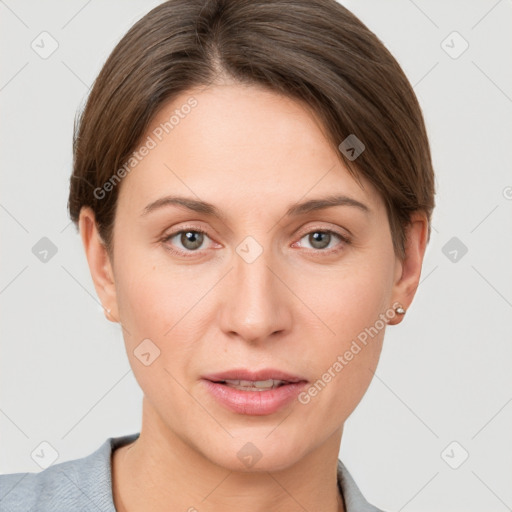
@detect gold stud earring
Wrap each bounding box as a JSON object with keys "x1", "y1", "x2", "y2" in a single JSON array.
[{"x1": 395, "y1": 305, "x2": 406, "y2": 315}]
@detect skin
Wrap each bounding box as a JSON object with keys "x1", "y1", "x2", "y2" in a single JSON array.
[{"x1": 79, "y1": 81, "x2": 428, "y2": 512}]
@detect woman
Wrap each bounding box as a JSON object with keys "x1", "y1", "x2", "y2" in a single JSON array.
[{"x1": 0, "y1": 0, "x2": 434, "y2": 510}]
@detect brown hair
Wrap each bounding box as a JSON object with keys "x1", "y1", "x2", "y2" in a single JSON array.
[{"x1": 68, "y1": 0, "x2": 435, "y2": 260}]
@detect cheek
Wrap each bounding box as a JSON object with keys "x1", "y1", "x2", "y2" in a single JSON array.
[
  {"x1": 115, "y1": 267, "x2": 170, "y2": 339},
  {"x1": 113, "y1": 246, "x2": 216, "y2": 370},
  {"x1": 294, "y1": 246, "x2": 394, "y2": 410},
  {"x1": 113, "y1": 235, "x2": 204, "y2": 332},
  {"x1": 300, "y1": 250, "x2": 394, "y2": 343},
  {"x1": 113, "y1": 260, "x2": 201, "y2": 401}
]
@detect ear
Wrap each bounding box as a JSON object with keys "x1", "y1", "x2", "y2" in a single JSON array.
[
  {"x1": 388, "y1": 211, "x2": 429, "y2": 326},
  {"x1": 78, "y1": 207, "x2": 119, "y2": 323}
]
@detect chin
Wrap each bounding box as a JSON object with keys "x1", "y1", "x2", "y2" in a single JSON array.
[{"x1": 202, "y1": 432, "x2": 309, "y2": 474}]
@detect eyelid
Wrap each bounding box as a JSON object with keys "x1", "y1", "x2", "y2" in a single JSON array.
[
  {"x1": 162, "y1": 223, "x2": 214, "y2": 240},
  {"x1": 294, "y1": 223, "x2": 351, "y2": 242}
]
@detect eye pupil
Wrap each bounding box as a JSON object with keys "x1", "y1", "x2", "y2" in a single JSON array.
[
  {"x1": 309, "y1": 231, "x2": 330, "y2": 249},
  {"x1": 181, "y1": 231, "x2": 203, "y2": 250}
]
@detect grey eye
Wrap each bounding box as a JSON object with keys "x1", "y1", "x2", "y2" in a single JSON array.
[
  {"x1": 306, "y1": 231, "x2": 332, "y2": 250},
  {"x1": 172, "y1": 230, "x2": 205, "y2": 251}
]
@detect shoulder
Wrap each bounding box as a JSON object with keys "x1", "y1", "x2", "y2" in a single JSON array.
[
  {"x1": 0, "y1": 433, "x2": 139, "y2": 512},
  {"x1": 337, "y1": 459, "x2": 388, "y2": 512}
]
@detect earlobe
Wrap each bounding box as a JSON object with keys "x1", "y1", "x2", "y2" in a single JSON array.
[
  {"x1": 388, "y1": 212, "x2": 429, "y2": 326},
  {"x1": 78, "y1": 207, "x2": 119, "y2": 323}
]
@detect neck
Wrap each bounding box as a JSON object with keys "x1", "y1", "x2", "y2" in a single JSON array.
[{"x1": 112, "y1": 399, "x2": 345, "y2": 512}]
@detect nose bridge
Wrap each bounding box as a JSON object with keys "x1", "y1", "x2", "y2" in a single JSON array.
[{"x1": 220, "y1": 236, "x2": 290, "y2": 342}]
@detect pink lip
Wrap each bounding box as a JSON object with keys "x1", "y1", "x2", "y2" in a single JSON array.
[{"x1": 201, "y1": 368, "x2": 308, "y2": 416}]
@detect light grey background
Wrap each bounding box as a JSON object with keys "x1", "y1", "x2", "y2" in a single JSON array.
[{"x1": 1, "y1": 1, "x2": 511, "y2": 511}]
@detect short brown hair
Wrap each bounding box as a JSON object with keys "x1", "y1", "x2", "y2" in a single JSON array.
[{"x1": 68, "y1": 0, "x2": 435, "y2": 260}]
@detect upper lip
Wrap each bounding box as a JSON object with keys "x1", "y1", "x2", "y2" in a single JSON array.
[{"x1": 202, "y1": 368, "x2": 308, "y2": 383}]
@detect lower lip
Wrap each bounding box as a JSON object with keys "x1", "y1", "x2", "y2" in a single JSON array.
[{"x1": 202, "y1": 380, "x2": 308, "y2": 415}]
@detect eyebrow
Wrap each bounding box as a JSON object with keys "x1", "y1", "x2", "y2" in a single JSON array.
[{"x1": 141, "y1": 193, "x2": 370, "y2": 220}]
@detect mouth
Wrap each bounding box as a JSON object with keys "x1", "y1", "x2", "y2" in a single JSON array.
[
  {"x1": 211, "y1": 378, "x2": 294, "y2": 391},
  {"x1": 202, "y1": 368, "x2": 308, "y2": 387},
  {"x1": 201, "y1": 369, "x2": 309, "y2": 415}
]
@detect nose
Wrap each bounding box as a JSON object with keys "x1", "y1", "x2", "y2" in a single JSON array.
[{"x1": 218, "y1": 241, "x2": 293, "y2": 344}]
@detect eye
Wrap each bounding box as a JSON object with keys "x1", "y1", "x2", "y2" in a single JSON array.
[
  {"x1": 294, "y1": 229, "x2": 350, "y2": 253},
  {"x1": 161, "y1": 228, "x2": 214, "y2": 255},
  {"x1": 161, "y1": 226, "x2": 350, "y2": 257}
]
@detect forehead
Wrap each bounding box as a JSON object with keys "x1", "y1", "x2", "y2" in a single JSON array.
[{"x1": 116, "y1": 83, "x2": 382, "y2": 215}]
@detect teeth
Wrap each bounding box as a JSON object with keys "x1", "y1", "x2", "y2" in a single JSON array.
[{"x1": 222, "y1": 379, "x2": 286, "y2": 391}]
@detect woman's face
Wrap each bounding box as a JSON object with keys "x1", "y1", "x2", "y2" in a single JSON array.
[{"x1": 84, "y1": 82, "x2": 420, "y2": 472}]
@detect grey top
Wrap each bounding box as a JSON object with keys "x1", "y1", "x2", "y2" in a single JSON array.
[{"x1": 0, "y1": 433, "x2": 385, "y2": 511}]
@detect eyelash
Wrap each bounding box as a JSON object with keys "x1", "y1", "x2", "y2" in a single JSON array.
[{"x1": 160, "y1": 225, "x2": 351, "y2": 258}]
